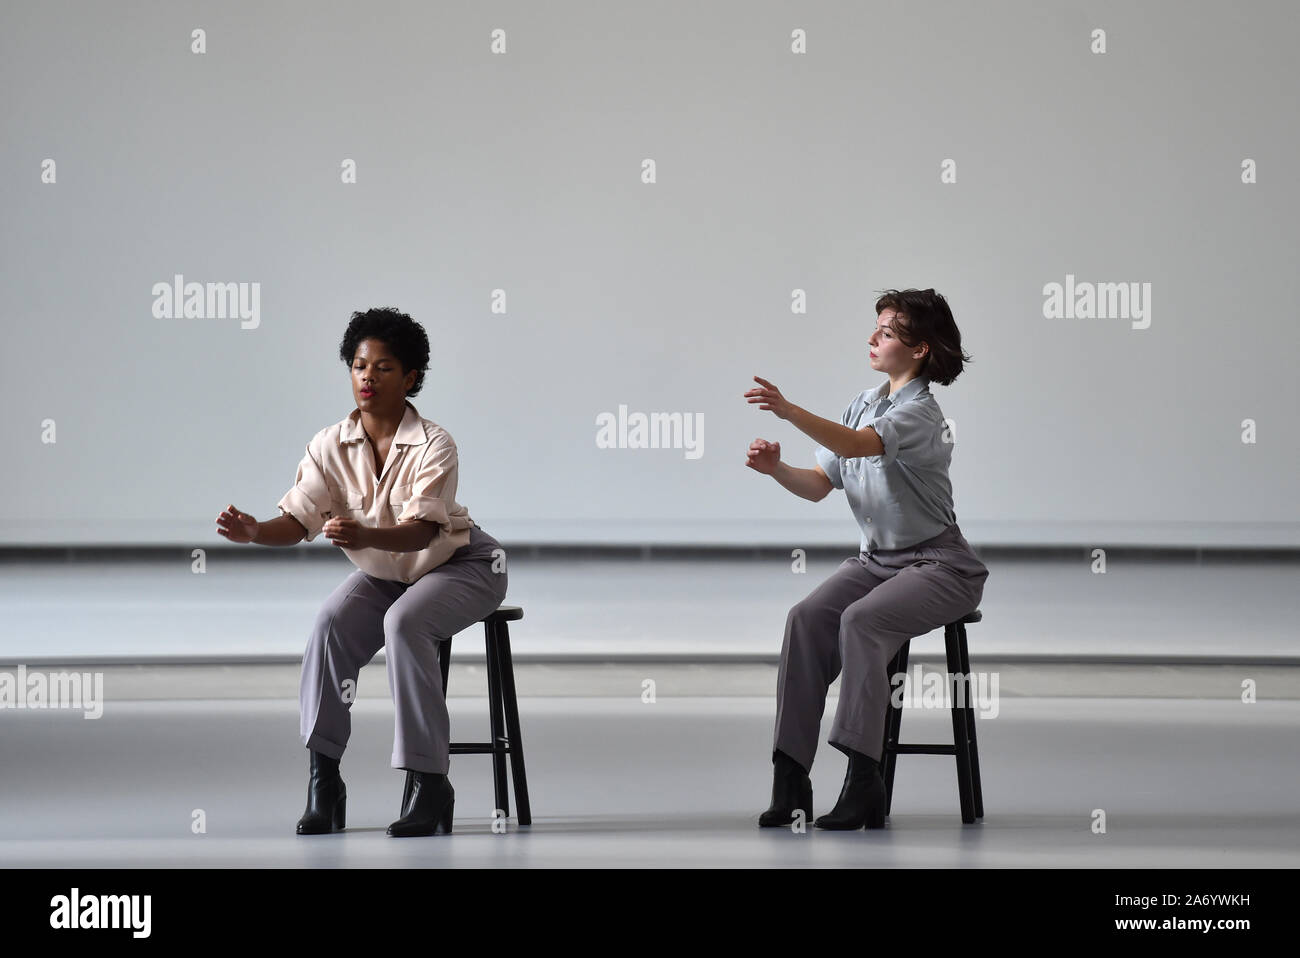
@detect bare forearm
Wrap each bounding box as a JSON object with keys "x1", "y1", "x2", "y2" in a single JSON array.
[
  {"x1": 252, "y1": 514, "x2": 307, "y2": 546},
  {"x1": 771, "y1": 462, "x2": 830, "y2": 501},
  {"x1": 367, "y1": 521, "x2": 439, "y2": 552},
  {"x1": 786, "y1": 404, "x2": 880, "y2": 458}
]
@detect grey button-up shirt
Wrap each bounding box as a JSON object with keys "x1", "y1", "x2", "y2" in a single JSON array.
[{"x1": 813, "y1": 376, "x2": 957, "y2": 553}]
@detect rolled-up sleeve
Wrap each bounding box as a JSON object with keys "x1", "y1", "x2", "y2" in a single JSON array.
[
  {"x1": 395, "y1": 435, "x2": 470, "y2": 537},
  {"x1": 277, "y1": 440, "x2": 332, "y2": 542},
  {"x1": 867, "y1": 403, "x2": 945, "y2": 470},
  {"x1": 814, "y1": 444, "x2": 844, "y2": 489}
]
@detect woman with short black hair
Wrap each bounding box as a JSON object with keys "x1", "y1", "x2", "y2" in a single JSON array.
[{"x1": 217, "y1": 306, "x2": 507, "y2": 837}]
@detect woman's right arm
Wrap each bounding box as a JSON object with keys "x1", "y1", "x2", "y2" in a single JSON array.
[
  {"x1": 771, "y1": 462, "x2": 834, "y2": 502},
  {"x1": 253, "y1": 514, "x2": 308, "y2": 546}
]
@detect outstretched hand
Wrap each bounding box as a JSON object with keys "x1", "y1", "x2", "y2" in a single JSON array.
[
  {"x1": 216, "y1": 505, "x2": 259, "y2": 543},
  {"x1": 744, "y1": 376, "x2": 794, "y2": 421}
]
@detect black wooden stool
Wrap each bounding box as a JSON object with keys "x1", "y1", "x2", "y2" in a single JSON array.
[
  {"x1": 401, "y1": 605, "x2": 531, "y2": 826},
  {"x1": 879, "y1": 609, "x2": 984, "y2": 824}
]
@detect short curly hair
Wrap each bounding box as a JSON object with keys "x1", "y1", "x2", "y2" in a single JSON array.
[
  {"x1": 337, "y1": 307, "x2": 431, "y2": 398},
  {"x1": 872, "y1": 288, "x2": 973, "y2": 386}
]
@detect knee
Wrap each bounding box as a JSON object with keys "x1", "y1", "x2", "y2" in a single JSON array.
[
  {"x1": 839, "y1": 605, "x2": 896, "y2": 645},
  {"x1": 785, "y1": 599, "x2": 814, "y2": 633},
  {"x1": 308, "y1": 607, "x2": 343, "y2": 651},
  {"x1": 382, "y1": 606, "x2": 424, "y2": 648},
  {"x1": 785, "y1": 598, "x2": 834, "y2": 646}
]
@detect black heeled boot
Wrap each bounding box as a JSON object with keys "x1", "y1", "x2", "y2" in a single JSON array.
[
  {"x1": 814, "y1": 748, "x2": 886, "y2": 829},
  {"x1": 758, "y1": 749, "x2": 813, "y2": 827},
  {"x1": 295, "y1": 749, "x2": 346, "y2": 835},
  {"x1": 387, "y1": 769, "x2": 455, "y2": 837}
]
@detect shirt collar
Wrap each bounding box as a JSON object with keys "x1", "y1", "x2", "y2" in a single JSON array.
[
  {"x1": 339, "y1": 400, "x2": 428, "y2": 447},
  {"x1": 870, "y1": 376, "x2": 929, "y2": 407}
]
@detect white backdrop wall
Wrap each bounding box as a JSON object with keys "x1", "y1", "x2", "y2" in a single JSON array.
[{"x1": 2, "y1": 0, "x2": 1297, "y2": 547}]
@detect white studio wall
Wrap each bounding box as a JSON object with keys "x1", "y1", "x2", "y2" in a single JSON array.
[{"x1": 2, "y1": 0, "x2": 1297, "y2": 547}]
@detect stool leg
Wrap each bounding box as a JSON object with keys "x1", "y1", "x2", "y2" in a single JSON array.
[
  {"x1": 882, "y1": 640, "x2": 910, "y2": 815},
  {"x1": 956, "y1": 621, "x2": 984, "y2": 819},
  {"x1": 946, "y1": 624, "x2": 976, "y2": 824},
  {"x1": 483, "y1": 620, "x2": 510, "y2": 819},
  {"x1": 494, "y1": 620, "x2": 532, "y2": 826},
  {"x1": 439, "y1": 635, "x2": 454, "y2": 696}
]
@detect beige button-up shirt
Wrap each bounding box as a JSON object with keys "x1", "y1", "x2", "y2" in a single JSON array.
[{"x1": 277, "y1": 400, "x2": 475, "y2": 583}]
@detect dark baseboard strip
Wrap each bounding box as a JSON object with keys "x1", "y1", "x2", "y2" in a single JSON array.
[{"x1": 3, "y1": 544, "x2": 1300, "y2": 563}]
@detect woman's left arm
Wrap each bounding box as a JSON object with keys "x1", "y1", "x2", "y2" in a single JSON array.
[
  {"x1": 382, "y1": 434, "x2": 463, "y2": 550},
  {"x1": 747, "y1": 376, "x2": 883, "y2": 458},
  {"x1": 326, "y1": 436, "x2": 460, "y2": 553},
  {"x1": 786, "y1": 405, "x2": 884, "y2": 459},
  {"x1": 366, "y1": 520, "x2": 439, "y2": 552}
]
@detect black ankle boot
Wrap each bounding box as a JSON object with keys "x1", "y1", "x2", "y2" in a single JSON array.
[
  {"x1": 295, "y1": 749, "x2": 346, "y2": 835},
  {"x1": 758, "y1": 749, "x2": 813, "y2": 827},
  {"x1": 814, "y1": 748, "x2": 886, "y2": 830},
  {"x1": 387, "y1": 769, "x2": 454, "y2": 837}
]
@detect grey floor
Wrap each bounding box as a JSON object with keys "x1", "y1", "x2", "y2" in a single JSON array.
[
  {"x1": 2, "y1": 664, "x2": 1299, "y2": 868},
  {"x1": 2, "y1": 551, "x2": 1298, "y2": 867}
]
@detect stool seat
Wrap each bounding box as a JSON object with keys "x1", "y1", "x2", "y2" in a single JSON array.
[
  {"x1": 880, "y1": 608, "x2": 985, "y2": 824},
  {"x1": 485, "y1": 605, "x2": 524, "y2": 623}
]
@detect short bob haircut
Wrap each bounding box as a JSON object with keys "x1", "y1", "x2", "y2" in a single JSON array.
[
  {"x1": 337, "y1": 307, "x2": 431, "y2": 398},
  {"x1": 872, "y1": 288, "x2": 972, "y2": 386}
]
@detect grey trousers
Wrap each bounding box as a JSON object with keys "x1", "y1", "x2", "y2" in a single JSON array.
[
  {"x1": 299, "y1": 524, "x2": 508, "y2": 774},
  {"x1": 774, "y1": 522, "x2": 989, "y2": 770}
]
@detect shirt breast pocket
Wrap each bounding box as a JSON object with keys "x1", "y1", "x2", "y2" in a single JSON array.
[
  {"x1": 388, "y1": 482, "x2": 413, "y2": 514},
  {"x1": 333, "y1": 489, "x2": 365, "y2": 515}
]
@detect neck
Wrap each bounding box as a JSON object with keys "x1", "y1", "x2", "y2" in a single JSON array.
[
  {"x1": 887, "y1": 371, "x2": 921, "y2": 397},
  {"x1": 360, "y1": 401, "x2": 406, "y2": 439}
]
